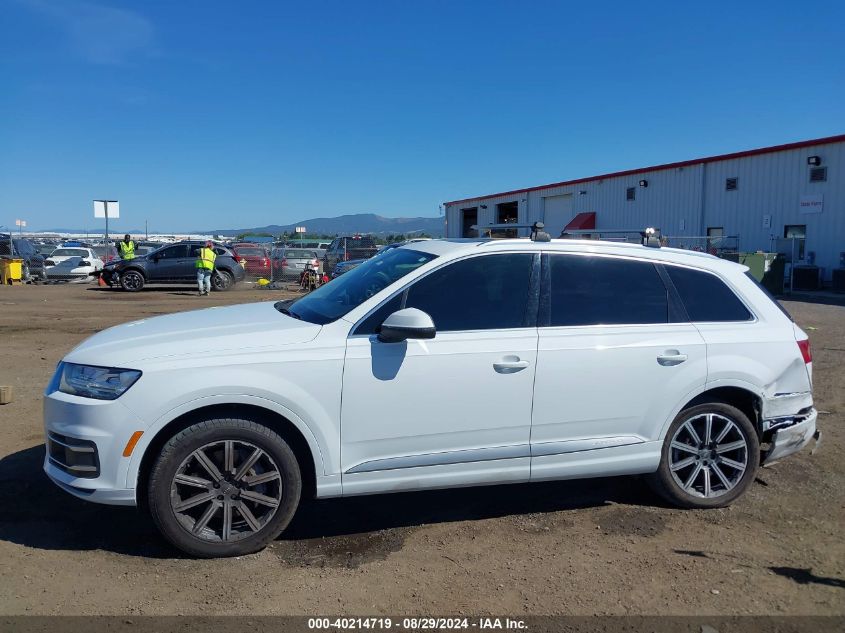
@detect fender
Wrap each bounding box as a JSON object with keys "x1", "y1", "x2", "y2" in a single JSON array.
[
  {"x1": 656, "y1": 378, "x2": 767, "y2": 440},
  {"x1": 123, "y1": 393, "x2": 330, "y2": 490}
]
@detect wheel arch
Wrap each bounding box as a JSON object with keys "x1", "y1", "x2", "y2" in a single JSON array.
[
  {"x1": 135, "y1": 402, "x2": 318, "y2": 511},
  {"x1": 679, "y1": 386, "x2": 762, "y2": 437}
]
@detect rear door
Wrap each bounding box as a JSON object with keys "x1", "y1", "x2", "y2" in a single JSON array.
[{"x1": 530, "y1": 253, "x2": 707, "y2": 481}]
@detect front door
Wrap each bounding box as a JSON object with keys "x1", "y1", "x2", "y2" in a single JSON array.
[
  {"x1": 148, "y1": 244, "x2": 189, "y2": 281},
  {"x1": 530, "y1": 253, "x2": 707, "y2": 481},
  {"x1": 341, "y1": 253, "x2": 539, "y2": 495}
]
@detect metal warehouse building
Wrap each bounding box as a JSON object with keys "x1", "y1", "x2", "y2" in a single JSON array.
[{"x1": 444, "y1": 134, "x2": 844, "y2": 284}]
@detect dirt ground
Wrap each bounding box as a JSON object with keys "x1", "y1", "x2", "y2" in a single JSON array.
[{"x1": 0, "y1": 282, "x2": 843, "y2": 616}]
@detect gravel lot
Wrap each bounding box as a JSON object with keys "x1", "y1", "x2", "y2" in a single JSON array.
[{"x1": 0, "y1": 283, "x2": 843, "y2": 615}]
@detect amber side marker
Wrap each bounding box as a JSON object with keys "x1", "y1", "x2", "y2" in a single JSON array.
[{"x1": 122, "y1": 431, "x2": 144, "y2": 457}]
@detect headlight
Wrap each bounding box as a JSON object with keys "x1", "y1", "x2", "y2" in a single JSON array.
[{"x1": 57, "y1": 362, "x2": 142, "y2": 400}]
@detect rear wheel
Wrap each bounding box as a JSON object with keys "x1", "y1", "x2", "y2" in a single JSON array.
[
  {"x1": 148, "y1": 418, "x2": 301, "y2": 557},
  {"x1": 120, "y1": 269, "x2": 145, "y2": 292},
  {"x1": 212, "y1": 269, "x2": 234, "y2": 292},
  {"x1": 647, "y1": 403, "x2": 759, "y2": 508}
]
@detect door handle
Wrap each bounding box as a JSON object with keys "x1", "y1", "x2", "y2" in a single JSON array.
[
  {"x1": 657, "y1": 350, "x2": 688, "y2": 366},
  {"x1": 493, "y1": 356, "x2": 530, "y2": 373}
]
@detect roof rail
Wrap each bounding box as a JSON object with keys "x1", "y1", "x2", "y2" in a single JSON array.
[
  {"x1": 563, "y1": 227, "x2": 661, "y2": 248},
  {"x1": 471, "y1": 222, "x2": 552, "y2": 242}
]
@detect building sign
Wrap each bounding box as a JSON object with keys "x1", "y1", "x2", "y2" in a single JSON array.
[
  {"x1": 799, "y1": 194, "x2": 823, "y2": 215},
  {"x1": 294, "y1": 226, "x2": 307, "y2": 233}
]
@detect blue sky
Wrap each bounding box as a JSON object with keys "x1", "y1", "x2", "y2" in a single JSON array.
[{"x1": 1, "y1": 0, "x2": 843, "y2": 232}]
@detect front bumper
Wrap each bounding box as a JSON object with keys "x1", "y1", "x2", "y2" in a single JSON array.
[
  {"x1": 43, "y1": 390, "x2": 142, "y2": 506},
  {"x1": 762, "y1": 408, "x2": 818, "y2": 465}
]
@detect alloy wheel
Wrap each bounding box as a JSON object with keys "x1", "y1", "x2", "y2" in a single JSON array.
[
  {"x1": 170, "y1": 440, "x2": 283, "y2": 542},
  {"x1": 668, "y1": 413, "x2": 749, "y2": 498}
]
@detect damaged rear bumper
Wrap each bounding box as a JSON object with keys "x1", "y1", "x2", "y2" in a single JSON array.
[{"x1": 762, "y1": 408, "x2": 819, "y2": 465}]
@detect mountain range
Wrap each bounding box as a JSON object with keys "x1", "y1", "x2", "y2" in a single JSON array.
[
  {"x1": 34, "y1": 213, "x2": 445, "y2": 237},
  {"x1": 205, "y1": 213, "x2": 445, "y2": 237}
]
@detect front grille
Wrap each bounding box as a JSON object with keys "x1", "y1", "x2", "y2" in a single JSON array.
[{"x1": 47, "y1": 432, "x2": 100, "y2": 479}]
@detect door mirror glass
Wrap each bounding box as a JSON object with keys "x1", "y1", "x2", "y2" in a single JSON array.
[{"x1": 377, "y1": 308, "x2": 435, "y2": 343}]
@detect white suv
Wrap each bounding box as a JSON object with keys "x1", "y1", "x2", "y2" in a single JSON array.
[{"x1": 44, "y1": 237, "x2": 818, "y2": 557}]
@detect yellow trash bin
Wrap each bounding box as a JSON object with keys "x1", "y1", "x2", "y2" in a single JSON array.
[{"x1": 1, "y1": 258, "x2": 24, "y2": 285}]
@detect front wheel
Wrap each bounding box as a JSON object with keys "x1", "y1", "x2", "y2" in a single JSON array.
[
  {"x1": 147, "y1": 418, "x2": 302, "y2": 557},
  {"x1": 120, "y1": 270, "x2": 145, "y2": 292},
  {"x1": 647, "y1": 403, "x2": 759, "y2": 508}
]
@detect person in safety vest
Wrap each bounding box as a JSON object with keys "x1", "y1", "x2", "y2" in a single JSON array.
[
  {"x1": 195, "y1": 240, "x2": 217, "y2": 296},
  {"x1": 118, "y1": 234, "x2": 136, "y2": 260}
]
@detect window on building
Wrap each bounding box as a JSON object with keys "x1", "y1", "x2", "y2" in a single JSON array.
[
  {"x1": 784, "y1": 225, "x2": 807, "y2": 260},
  {"x1": 546, "y1": 255, "x2": 668, "y2": 326},
  {"x1": 706, "y1": 227, "x2": 724, "y2": 251},
  {"x1": 665, "y1": 266, "x2": 752, "y2": 322},
  {"x1": 725, "y1": 177, "x2": 738, "y2": 191},
  {"x1": 626, "y1": 187, "x2": 636, "y2": 201},
  {"x1": 461, "y1": 207, "x2": 478, "y2": 238},
  {"x1": 493, "y1": 202, "x2": 519, "y2": 238},
  {"x1": 809, "y1": 167, "x2": 827, "y2": 183}
]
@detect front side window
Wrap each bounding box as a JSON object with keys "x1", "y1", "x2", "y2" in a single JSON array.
[
  {"x1": 355, "y1": 253, "x2": 535, "y2": 335},
  {"x1": 287, "y1": 247, "x2": 437, "y2": 325},
  {"x1": 665, "y1": 265, "x2": 752, "y2": 322},
  {"x1": 154, "y1": 245, "x2": 188, "y2": 259},
  {"x1": 546, "y1": 255, "x2": 668, "y2": 326}
]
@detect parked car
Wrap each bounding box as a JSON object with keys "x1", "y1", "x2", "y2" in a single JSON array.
[
  {"x1": 43, "y1": 237, "x2": 817, "y2": 557},
  {"x1": 0, "y1": 235, "x2": 45, "y2": 281},
  {"x1": 44, "y1": 247, "x2": 104, "y2": 282},
  {"x1": 232, "y1": 243, "x2": 271, "y2": 278},
  {"x1": 271, "y1": 248, "x2": 321, "y2": 279},
  {"x1": 323, "y1": 235, "x2": 378, "y2": 275},
  {"x1": 332, "y1": 239, "x2": 429, "y2": 278},
  {"x1": 98, "y1": 241, "x2": 245, "y2": 292},
  {"x1": 91, "y1": 244, "x2": 119, "y2": 264}
]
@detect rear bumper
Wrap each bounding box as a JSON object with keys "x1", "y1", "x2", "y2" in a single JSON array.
[{"x1": 762, "y1": 408, "x2": 818, "y2": 465}]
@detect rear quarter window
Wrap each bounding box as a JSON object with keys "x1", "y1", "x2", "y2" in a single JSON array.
[{"x1": 665, "y1": 265, "x2": 752, "y2": 322}]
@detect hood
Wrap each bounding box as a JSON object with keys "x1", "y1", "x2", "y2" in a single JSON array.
[
  {"x1": 64, "y1": 301, "x2": 321, "y2": 366},
  {"x1": 49, "y1": 254, "x2": 98, "y2": 266}
]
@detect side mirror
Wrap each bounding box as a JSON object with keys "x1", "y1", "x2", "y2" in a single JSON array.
[{"x1": 377, "y1": 308, "x2": 436, "y2": 343}]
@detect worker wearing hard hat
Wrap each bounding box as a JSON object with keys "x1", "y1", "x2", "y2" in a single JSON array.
[
  {"x1": 118, "y1": 234, "x2": 136, "y2": 260},
  {"x1": 195, "y1": 240, "x2": 217, "y2": 296}
]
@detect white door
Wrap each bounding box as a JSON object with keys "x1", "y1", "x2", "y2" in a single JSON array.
[
  {"x1": 341, "y1": 253, "x2": 539, "y2": 495},
  {"x1": 543, "y1": 194, "x2": 573, "y2": 237},
  {"x1": 530, "y1": 253, "x2": 707, "y2": 481}
]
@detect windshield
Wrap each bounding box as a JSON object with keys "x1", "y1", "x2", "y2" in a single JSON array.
[
  {"x1": 51, "y1": 248, "x2": 89, "y2": 257},
  {"x1": 284, "y1": 249, "x2": 314, "y2": 259},
  {"x1": 236, "y1": 247, "x2": 265, "y2": 256},
  {"x1": 282, "y1": 247, "x2": 437, "y2": 324}
]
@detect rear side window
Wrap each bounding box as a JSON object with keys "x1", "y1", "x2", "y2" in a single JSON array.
[
  {"x1": 743, "y1": 272, "x2": 792, "y2": 321},
  {"x1": 666, "y1": 266, "x2": 752, "y2": 322},
  {"x1": 547, "y1": 255, "x2": 669, "y2": 326}
]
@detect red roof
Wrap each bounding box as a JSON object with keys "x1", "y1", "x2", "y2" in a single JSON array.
[
  {"x1": 444, "y1": 133, "x2": 845, "y2": 207},
  {"x1": 564, "y1": 212, "x2": 596, "y2": 231}
]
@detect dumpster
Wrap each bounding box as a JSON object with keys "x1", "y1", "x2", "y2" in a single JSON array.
[
  {"x1": 0, "y1": 258, "x2": 24, "y2": 285},
  {"x1": 739, "y1": 252, "x2": 784, "y2": 295}
]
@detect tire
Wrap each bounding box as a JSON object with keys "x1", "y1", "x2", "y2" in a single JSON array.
[
  {"x1": 120, "y1": 269, "x2": 145, "y2": 292},
  {"x1": 147, "y1": 418, "x2": 302, "y2": 558},
  {"x1": 211, "y1": 269, "x2": 234, "y2": 292},
  {"x1": 647, "y1": 403, "x2": 759, "y2": 509}
]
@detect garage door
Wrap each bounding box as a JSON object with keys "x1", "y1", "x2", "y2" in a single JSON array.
[{"x1": 543, "y1": 194, "x2": 573, "y2": 237}]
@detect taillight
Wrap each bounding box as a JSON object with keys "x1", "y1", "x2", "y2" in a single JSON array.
[
  {"x1": 233, "y1": 254, "x2": 243, "y2": 262},
  {"x1": 797, "y1": 339, "x2": 812, "y2": 364}
]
